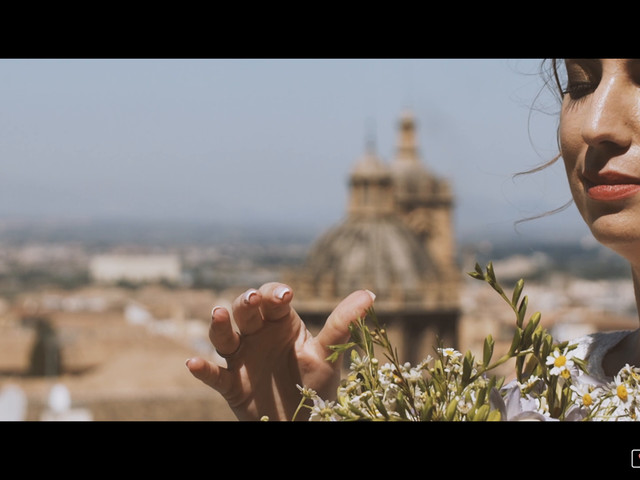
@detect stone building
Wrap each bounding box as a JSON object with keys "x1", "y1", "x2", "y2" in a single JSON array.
[
  {"x1": 89, "y1": 254, "x2": 181, "y2": 285},
  {"x1": 288, "y1": 111, "x2": 460, "y2": 364}
]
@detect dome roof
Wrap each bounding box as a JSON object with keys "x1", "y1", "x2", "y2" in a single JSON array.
[
  {"x1": 300, "y1": 216, "x2": 437, "y2": 300},
  {"x1": 350, "y1": 149, "x2": 390, "y2": 181},
  {"x1": 291, "y1": 110, "x2": 457, "y2": 316}
]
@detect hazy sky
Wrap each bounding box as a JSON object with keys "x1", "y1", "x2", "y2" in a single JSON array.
[{"x1": 0, "y1": 58, "x2": 592, "y2": 244}]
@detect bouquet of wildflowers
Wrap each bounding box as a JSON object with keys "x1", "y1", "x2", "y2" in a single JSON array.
[{"x1": 294, "y1": 263, "x2": 640, "y2": 421}]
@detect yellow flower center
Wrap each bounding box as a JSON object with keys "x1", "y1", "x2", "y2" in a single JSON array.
[
  {"x1": 617, "y1": 384, "x2": 628, "y2": 402},
  {"x1": 321, "y1": 408, "x2": 334, "y2": 418},
  {"x1": 554, "y1": 355, "x2": 566, "y2": 368},
  {"x1": 561, "y1": 369, "x2": 571, "y2": 379},
  {"x1": 583, "y1": 393, "x2": 592, "y2": 407}
]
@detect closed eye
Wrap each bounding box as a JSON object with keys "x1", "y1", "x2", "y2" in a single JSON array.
[{"x1": 563, "y1": 81, "x2": 595, "y2": 101}]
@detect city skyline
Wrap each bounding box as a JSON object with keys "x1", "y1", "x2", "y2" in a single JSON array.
[{"x1": 0, "y1": 58, "x2": 591, "y2": 245}]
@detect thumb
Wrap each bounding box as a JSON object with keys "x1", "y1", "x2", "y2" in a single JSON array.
[{"x1": 315, "y1": 289, "x2": 376, "y2": 354}]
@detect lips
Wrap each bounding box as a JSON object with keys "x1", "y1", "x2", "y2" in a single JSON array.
[
  {"x1": 587, "y1": 184, "x2": 640, "y2": 201},
  {"x1": 583, "y1": 171, "x2": 640, "y2": 201}
]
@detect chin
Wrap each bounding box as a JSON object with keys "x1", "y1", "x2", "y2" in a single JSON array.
[{"x1": 588, "y1": 213, "x2": 640, "y2": 263}]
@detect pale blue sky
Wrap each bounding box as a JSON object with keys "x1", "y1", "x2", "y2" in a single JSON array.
[{"x1": 0, "y1": 58, "x2": 591, "y2": 244}]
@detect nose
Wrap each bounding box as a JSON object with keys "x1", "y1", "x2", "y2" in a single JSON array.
[{"x1": 581, "y1": 76, "x2": 633, "y2": 152}]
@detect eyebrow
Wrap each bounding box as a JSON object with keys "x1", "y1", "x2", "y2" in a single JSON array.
[{"x1": 565, "y1": 58, "x2": 600, "y2": 68}]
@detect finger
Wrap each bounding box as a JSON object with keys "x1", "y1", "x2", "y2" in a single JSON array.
[
  {"x1": 209, "y1": 306, "x2": 241, "y2": 356},
  {"x1": 231, "y1": 288, "x2": 264, "y2": 335},
  {"x1": 258, "y1": 282, "x2": 294, "y2": 322},
  {"x1": 185, "y1": 357, "x2": 233, "y2": 396},
  {"x1": 315, "y1": 289, "x2": 376, "y2": 355}
]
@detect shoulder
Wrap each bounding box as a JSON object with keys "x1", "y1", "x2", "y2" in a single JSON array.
[
  {"x1": 570, "y1": 330, "x2": 631, "y2": 355},
  {"x1": 569, "y1": 330, "x2": 633, "y2": 381}
]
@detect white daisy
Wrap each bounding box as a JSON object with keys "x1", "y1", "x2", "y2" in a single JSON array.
[
  {"x1": 439, "y1": 347, "x2": 462, "y2": 359},
  {"x1": 546, "y1": 349, "x2": 574, "y2": 378},
  {"x1": 309, "y1": 398, "x2": 340, "y2": 421},
  {"x1": 570, "y1": 382, "x2": 600, "y2": 408}
]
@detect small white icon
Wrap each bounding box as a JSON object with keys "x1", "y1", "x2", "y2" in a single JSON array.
[{"x1": 632, "y1": 450, "x2": 640, "y2": 468}]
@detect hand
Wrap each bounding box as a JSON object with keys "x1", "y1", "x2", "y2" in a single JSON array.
[{"x1": 186, "y1": 282, "x2": 376, "y2": 421}]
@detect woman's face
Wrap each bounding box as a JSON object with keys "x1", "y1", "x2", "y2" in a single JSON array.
[{"x1": 560, "y1": 59, "x2": 640, "y2": 262}]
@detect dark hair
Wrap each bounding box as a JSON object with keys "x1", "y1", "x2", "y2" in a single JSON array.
[
  {"x1": 546, "y1": 58, "x2": 565, "y2": 101},
  {"x1": 513, "y1": 59, "x2": 573, "y2": 228}
]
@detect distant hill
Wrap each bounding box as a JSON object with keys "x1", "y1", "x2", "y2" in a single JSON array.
[
  {"x1": 0, "y1": 217, "x2": 630, "y2": 281},
  {"x1": 0, "y1": 217, "x2": 322, "y2": 248}
]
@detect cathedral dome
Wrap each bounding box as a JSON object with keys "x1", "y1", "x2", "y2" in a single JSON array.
[
  {"x1": 288, "y1": 111, "x2": 459, "y2": 364},
  {"x1": 300, "y1": 216, "x2": 437, "y2": 301},
  {"x1": 350, "y1": 148, "x2": 389, "y2": 181}
]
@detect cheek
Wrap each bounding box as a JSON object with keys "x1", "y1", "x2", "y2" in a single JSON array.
[
  {"x1": 559, "y1": 116, "x2": 583, "y2": 191},
  {"x1": 560, "y1": 150, "x2": 581, "y2": 199},
  {"x1": 558, "y1": 116, "x2": 579, "y2": 167},
  {"x1": 559, "y1": 137, "x2": 588, "y2": 219},
  {"x1": 564, "y1": 164, "x2": 588, "y2": 221}
]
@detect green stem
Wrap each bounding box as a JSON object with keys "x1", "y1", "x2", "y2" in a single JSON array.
[
  {"x1": 291, "y1": 397, "x2": 309, "y2": 422},
  {"x1": 468, "y1": 347, "x2": 536, "y2": 384}
]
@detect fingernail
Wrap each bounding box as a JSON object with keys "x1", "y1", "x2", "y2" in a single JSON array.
[
  {"x1": 211, "y1": 305, "x2": 223, "y2": 318},
  {"x1": 365, "y1": 290, "x2": 376, "y2": 301},
  {"x1": 243, "y1": 289, "x2": 258, "y2": 305},
  {"x1": 185, "y1": 358, "x2": 192, "y2": 369},
  {"x1": 274, "y1": 285, "x2": 291, "y2": 300}
]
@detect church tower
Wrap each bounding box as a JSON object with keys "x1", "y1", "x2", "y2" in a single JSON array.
[
  {"x1": 347, "y1": 141, "x2": 394, "y2": 219},
  {"x1": 390, "y1": 110, "x2": 457, "y2": 282},
  {"x1": 286, "y1": 111, "x2": 460, "y2": 364}
]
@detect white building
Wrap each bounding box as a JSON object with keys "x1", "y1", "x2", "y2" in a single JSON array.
[{"x1": 89, "y1": 254, "x2": 181, "y2": 284}]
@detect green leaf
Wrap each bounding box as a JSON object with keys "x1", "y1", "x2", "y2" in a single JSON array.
[
  {"x1": 475, "y1": 386, "x2": 488, "y2": 408},
  {"x1": 420, "y1": 397, "x2": 434, "y2": 421},
  {"x1": 541, "y1": 333, "x2": 553, "y2": 360},
  {"x1": 532, "y1": 327, "x2": 543, "y2": 356},
  {"x1": 348, "y1": 322, "x2": 362, "y2": 345},
  {"x1": 433, "y1": 359, "x2": 445, "y2": 377},
  {"x1": 508, "y1": 327, "x2": 523, "y2": 355},
  {"x1": 468, "y1": 265, "x2": 485, "y2": 280},
  {"x1": 511, "y1": 278, "x2": 525, "y2": 306},
  {"x1": 521, "y1": 311, "x2": 541, "y2": 348},
  {"x1": 373, "y1": 396, "x2": 390, "y2": 420},
  {"x1": 486, "y1": 262, "x2": 505, "y2": 296},
  {"x1": 474, "y1": 404, "x2": 491, "y2": 421},
  {"x1": 445, "y1": 398, "x2": 459, "y2": 421},
  {"x1": 516, "y1": 295, "x2": 528, "y2": 327},
  {"x1": 486, "y1": 262, "x2": 497, "y2": 283},
  {"x1": 523, "y1": 355, "x2": 540, "y2": 378},
  {"x1": 487, "y1": 409, "x2": 502, "y2": 421},
  {"x1": 487, "y1": 375, "x2": 498, "y2": 393},
  {"x1": 325, "y1": 352, "x2": 339, "y2": 363},
  {"x1": 325, "y1": 342, "x2": 357, "y2": 362},
  {"x1": 462, "y1": 350, "x2": 473, "y2": 384},
  {"x1": 347, "y1": 402, "x2": 368, "y2": 419},
  {"x1": 328, "y1": 342, "x2": 357, "y2": 352},
  {"x1": 572, "y1": 356, "x2": 588, "y2": 372},
  {"x1": 483, "y1": 334, "x2": 494, "y2": 367}
]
